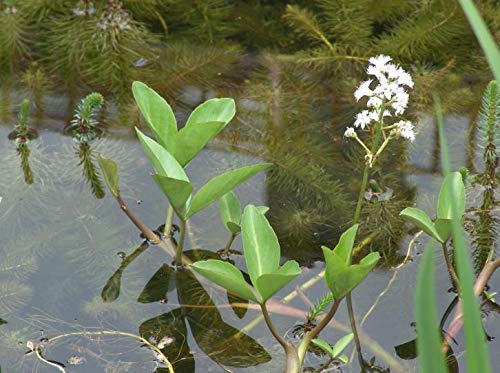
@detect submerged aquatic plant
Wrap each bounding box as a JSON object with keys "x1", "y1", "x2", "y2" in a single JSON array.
[
  {"x1": 67, "y1": 92, "x2": 104, "y2": 142},
  {"x1": 0, "y1": 0, "x2": 30, "y2": 75}
]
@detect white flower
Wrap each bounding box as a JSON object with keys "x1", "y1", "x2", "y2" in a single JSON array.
[
  {"x1": 368, "y1": 55, "x2": 392, "y2": 70},
  {"x1": 395, "y1": 120, "x2": 415, "y2": 141},
  {"x1": 354, "y1": 110, "x2": 378, "y2": 129},
  {"x1": 354, "y1": 79, "x2": 373, "y2": 101},
  {"x1": 367, "y1": 95, "x2": 382, "y2": 109},
  {"x1": 344, "y1": 127, "x2": 356, "y2": 138},
  {"x1": 392, "y1": 88, "x2": 409, "y2": 115}
]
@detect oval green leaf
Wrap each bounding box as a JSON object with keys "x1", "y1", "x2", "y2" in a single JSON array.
[
  {"x1": 241, "y1": 204, "x2": 281, "y2": 286},
  {"x1": 97, "y1": 155, "x2": 119, "y2": 197},
  {"x1": 186, "y1": 163, "x2": 272, "y2": 219},
  {"x1": 254, "y1": 260, "x2": 301, "y2": 302},
  {"x1": 190, "y1": 259, "x2": 257, "y2": 302},
  {"x1": 132, "y1": 81, "x2": 177, "y2": 150},
  {"x1": 437, "y1": 172, "x2": 465, "y2": 220},
  {"x1": 400, "y1": 207, "x2": 444, "y2": 243}
]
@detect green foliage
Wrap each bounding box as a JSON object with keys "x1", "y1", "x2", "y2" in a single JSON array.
[
  {"x1": 68, "y1": 92, "x2": 104, "y2": 142},
  {"x1": 400, "y1": 171, "x2": 466, "y2": 243},
  {"x1": 322, "y1": 225, "x2": 380, "y2": 299},
  {"x1": 220, "y1": 191, "x2": 242, "y2": 234},
  {"x1": 476, "y1": 80, "x2": 499, "y2": 188},
  {"x1": 137, "y1": 127, "x2": 271, "y2": 220},
  {"x1": 0, "y1": 2, "x2": 30, "y2": 75},
  {"x1": 97, "y1": 155, "x2": 119, "y2": 197},
  {"x1": 307, "y1": 293, "x2": 334, "y2": 323},
  {"x1": 311, "y1": 333, "x2": 353, "y2": 363},
  {"x1": 77, "y1": 142, "x2": 105, "y2": 199},
  {"x1": 191, "y1": 205, "x2": 301, "y2": 303},
  {"x1": 415, "y1": 242, "x2": 448, "y2": 373},
  {"x1": 17, "y1": 99, "x2": 30, "y2": 126},
  {"x1": 434, "y1": 96, "x2": 492, "y2": 373},
  {"x1": 133, "y1": 81, "x2": 235, "y2": 166}
]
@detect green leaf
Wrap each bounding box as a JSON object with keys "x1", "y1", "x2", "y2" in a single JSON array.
[
  {"x1": 331, "y1": 224, "x2": 358, "y2": 264},
  {"x1": 331, "y1": 333, "x2": 354, "y2": 358},
  {"x1": 132, "y1": 81, "x2": 177, "y2": 150},
  {"x1": 174, "y1": 121, "x2": 226, "y2": 166},
  {"x1": 135, "y1": 128, "x2": 188, "y2": 181},
  {"x1": 435, "y1": 95, "x2": 492, "y2": 373},
  {"x1": 458, "y1": 0, "x2": 500, "y2": 81},
  {"x1": 400, "y1": 207, "x2": 443, "y2": 243},
  {"x1": 416, "y1": 242, "x2": 448, "y2": 373},
  {"x1": 257, "y1": 206, "x2": 270, "y2": 214},
  {"x1": 220, "y1": 191, "x2": 242, "y2": 234},
  {"x1": 241, "y1": 204, "x2": 281, "y2": 286},
  {"x1": 137, "y1": 264, "x2": 172, "y2": 303},
  {"x1": 186, "y1": 163, "x2": 272, "y2": 219},
  {"x1": 434, "y1": 218, "x2": 452, "y2": 242},
  {"x1": 254, "y1": 260, "x2": 301, "y2": 302},
  {"x1": 323, "y1": 247, "x2": 380, "y2": 299},
  {"x1": 311, "y1": 338, "x2": 335, "y2": 357},
  {"x1": 311, "y1": 333, "x2": 353, "y2": 359},
  {"x1": 190, "y1": 260, "x2": 257, "y2": 302},
  {"x1": 97, "y1": 155, "x2": 119, "y2": 197},
  {"x1": 337, "y1": 354, "x2": 348, "y2": 364},
  {"x1": 437, "y1": 172, "x2": 465, "y2": 220},
  {"x1": 185, "y1": 98, "x2": 235, "y2": 128},
  {"x1": 152, "y1": 174, "x2": 193, "y2": 219}
]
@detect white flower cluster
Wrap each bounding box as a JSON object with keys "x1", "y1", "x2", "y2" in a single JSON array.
[
  {"x1": 394, "y1": 120, "x2": 415, "y2": 142},
  {"x1": 348, "y1": 55, "x2": 415, "y2": 141}
]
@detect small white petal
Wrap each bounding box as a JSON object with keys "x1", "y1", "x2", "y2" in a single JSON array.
[
  {"x1": 344, "y1": 127, "x2": 356, "y2": 138},
  {"x1": 354, "y1": 79, "x2": 373, "y2": 101}
]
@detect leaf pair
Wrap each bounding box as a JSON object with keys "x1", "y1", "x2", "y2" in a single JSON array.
[
  {"x1": 400, "y1": 171, "x2": 465, "y2": 243},
  {"x1": 191, "y1": 205, "x2": 302, "y2": 303},
  {"x1": 132, "y1": 81, "x2": 235, "y2": 167},
  {"x1": 322, "y1": 225, "x2": 380, "y2": 300},
  {"x1": 220, "y1": 191, "x2": 268, "y2": 235},
  {"x1": 136, "y1": 129, "x2": 272, "y2": 220},
  {"x1": 311, "y1": 333, "x2": 353, "y2": 364}
]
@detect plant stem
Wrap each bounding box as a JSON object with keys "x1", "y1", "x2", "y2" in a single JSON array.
[
  {"x1": 223, "y1": 233, "x2": 236, "y2": 254},
  {"x1": 261, "y1": 302, "x2": 300, "y2": 373},
  {"x1": 297, "y1": 300, "x2": 342, "y2": 365},
  {"x1": 441, "y1": 241, "x2": 461, "y2": 292},
  {"x1": 164, "y1": 206, "x2": 175, "y2": 237},
  {"x1": 175, "y1": 220, "x2": 186, "y2": 266},
  {"x1": 353, "y1": 165, "x2": 370, "y2": 224},
  {"x1": 115, "y1": 195, "x2": 160, "y2": 244}
]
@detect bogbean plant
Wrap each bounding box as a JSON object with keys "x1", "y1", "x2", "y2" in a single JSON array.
[{"x1": 97, "y1": 57, "x2": 419, "y2": 372}]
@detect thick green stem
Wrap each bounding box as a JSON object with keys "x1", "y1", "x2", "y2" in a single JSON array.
[
  {"x1": 175, "y1": 220, "x2": 186, "y2": 266},
  {"x1": 261, "y1": 302, "x2": 300, "y2": 373},
  {"x1": 164, "y1": 205, "x2": 175, "y2": 237}
]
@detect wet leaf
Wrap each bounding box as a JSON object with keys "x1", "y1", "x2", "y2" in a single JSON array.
[
  {"x1": 227, "y1": 291, "x2": 248, "y2": 319},
  {"x1": 101, "y1": 268, "x2": 123, "y2": 303},
  {"x1": 139, "y1": 308, "x2": 195, "y2": 373},
  {"x1": 312, "y1": 333, "x2": 353, "y2": 359},
  {"x1": 137, "y1": 264, "x2": 173, "y2": 303}
]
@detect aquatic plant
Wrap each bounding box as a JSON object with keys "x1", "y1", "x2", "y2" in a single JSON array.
[
  {"x1": 191, "y1": 207, "x2": 378, "y2": 372},
  {"x1": 67, "y1": 92, "x2": 104, "y2": 142},
  {"x1": 0, "y1": 0, "x2": 30, "y2": 75}
]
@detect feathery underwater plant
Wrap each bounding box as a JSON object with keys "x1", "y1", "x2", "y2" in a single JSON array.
[{"x1": 68, "y1": 93, "x2": 106, "y2": 199}]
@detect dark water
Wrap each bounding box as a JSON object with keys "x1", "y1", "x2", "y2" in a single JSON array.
[{"x1": 0, "y1": 64, "x2": 498, "y2": 372}]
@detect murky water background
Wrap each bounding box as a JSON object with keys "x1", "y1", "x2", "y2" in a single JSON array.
[{"x1": 0, "y1": 62, "x2": 498, "y2": 372}]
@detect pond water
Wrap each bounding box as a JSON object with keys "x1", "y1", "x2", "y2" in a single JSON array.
[{"x1": 0, "y1": 58, "x2": 498, "y2": 372}]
